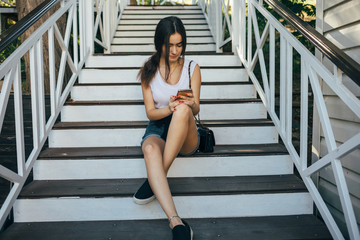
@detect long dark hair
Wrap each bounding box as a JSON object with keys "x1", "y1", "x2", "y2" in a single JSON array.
[{"x1": 138, "y1": 16, "x2": 187, "y2": 88}]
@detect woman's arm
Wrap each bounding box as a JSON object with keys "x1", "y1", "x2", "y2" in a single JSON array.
[
  {"x1": 179, "y1": 64, "x2": 201, "y2": 115},
  {"x1": 141, "y1": 83, "x2": 176, "y2": 121}
]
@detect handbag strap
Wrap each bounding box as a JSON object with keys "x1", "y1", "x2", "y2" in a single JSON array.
[
  {"x1": 187, "y1": 60, "x2": 205, "y2": 127},
  {"x1": 188, "y1": 60, "x2": 194, "y2": 89}
]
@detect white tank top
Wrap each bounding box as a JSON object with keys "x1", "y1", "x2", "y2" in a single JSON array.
[{"x1": 150, "y1": 58, "x2": 197, "y2": 109}]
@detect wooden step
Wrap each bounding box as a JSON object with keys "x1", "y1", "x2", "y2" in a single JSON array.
[
  {"x1": 48, "y1": 119, "x2": 278, "y2": 147},
  {"x1": 13, "y1": 175, "x2": 313, "y2": 222},
  {"x1": 61, "y1": 99, "x2": 267, "y2": 122},
  {"x1": 112, "y1": 36, "x2": 214, "y2": 44},
  {"x1": 110, "y1": 43, "x2": 216, "y2": 53},
  {"x1": 34, "y1": 144, "x2": 293, "y2": 180},
  {"x1": 70, "y1": 82, "x2": 256, "y2": 101},
  {"x1": 121, "y1": 14, "x2": 205, "y2": 19},
  {"x1": 79, "y1": 66, "x2": 247, "y2": 84},
  {"x1": 125, "y1": 6, "x2": 202, "y2": 10},
  {"x1": 117, "y1": 23, "x2": 209, "y2": 30},
  {"x1": 0, "y1": 215, "x2": 332, "y2": 240},
  {"x1": 116, "y1": 29, "x2": 212, "y2": 36},
  {"x1": 119, "y1": 19, "x2": 207, "y2": 25},
  {"x1": 85, "y1": 55, "x2": 242, "y2": 68}
]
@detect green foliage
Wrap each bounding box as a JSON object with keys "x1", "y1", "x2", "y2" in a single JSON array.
[{"x1": 0, "y1": 0, "x2": 16, "y2": 7}]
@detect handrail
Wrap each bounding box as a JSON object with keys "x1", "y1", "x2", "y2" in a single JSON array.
[
  {"x1": 265, "y1": 0, "x2": 360, "y2": 85},
  {"x1": 235, "y1": 0, "x2": 360, "y2": 239},
  {"x1": 0, "y1": 0, "x2": 59, "y2": 53}
]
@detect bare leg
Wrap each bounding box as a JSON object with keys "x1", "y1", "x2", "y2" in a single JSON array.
[{"x1": 142, "y1": 105, "x2": 198, "y2": 229}]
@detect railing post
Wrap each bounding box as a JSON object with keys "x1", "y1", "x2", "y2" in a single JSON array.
[
  {"x1": 104, "y1": 0, "x2": 111, "y2": 54},
  {"x1": 231, "y1": 0, "x2": 239, "y2": 55},
  {"x1": 84, "y1": 0, "x2": 94, "y2": 55},
  {"x1": 215, "y1": 0, "x2": 222, "y2": 53}
]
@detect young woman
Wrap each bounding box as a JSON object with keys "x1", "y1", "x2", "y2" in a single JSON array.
[{"x1": 134, "y1": 16, "x2": 201, "y2": 240}]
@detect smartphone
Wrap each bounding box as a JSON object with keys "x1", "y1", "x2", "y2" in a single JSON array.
[{"x1": 177, "y1": 89, "x2": 193, "y2": 97}]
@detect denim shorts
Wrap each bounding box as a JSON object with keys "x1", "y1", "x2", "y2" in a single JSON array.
[{"x1": 141, "y1": 114, "x2": 200, "y2": 156}]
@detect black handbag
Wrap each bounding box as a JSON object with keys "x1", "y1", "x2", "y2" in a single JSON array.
[
  {"x1": 188, "y1": 60, "x2": 216, "y2": 153},
  {"x1": 196, "y1": 117, "x2": 215, "y2": 153}
]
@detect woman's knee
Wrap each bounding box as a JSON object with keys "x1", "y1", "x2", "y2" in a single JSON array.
[{"x1": 172, "y1": 104, "x2": 192, "y2": 120}]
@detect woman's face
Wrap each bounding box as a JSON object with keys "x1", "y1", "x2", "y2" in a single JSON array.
[{"x1": 163, "y1": 32, "x2": 183, "y2": 63}]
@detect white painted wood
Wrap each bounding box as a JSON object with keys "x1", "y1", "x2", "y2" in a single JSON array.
[
  {"x1": 115, "y1": 30, "x2": 212, "y2": 36},
  {"x1": 48, "y1": 125, "x2": 278, "y2": 147},
  {"x1": 79, "y1": 68, "x2": 247, "y2": 84},
  {"x1": 70, "y1": 84, "x2": 256, "y2": 101},
  {"x1": 321, "y1": 58, "x2": 360, "y2": 97},
  {"x1": 320, "y1": 118, "x2": 360, "y2": 144},
  {"x1": 323, "y1": 0, "x2": 347, "y2": 10},
  {"x1": 323, "y1": 1, "x2": 360, "y2": 32},
  {"x1": 124, "y1": 10, "x2": 203, "y2": 15},
  {"x1": 320, "y1": 165, "x2": 360, "y2": 199},
  {"x1": 85, "y1": 55, "x2": 242, "y2": 68},
  {"x1": 318, "y1": 179, "x2": 360, "y2": 222},
  {"x1": 112, "y1": 36, "x2": 214, "y2": 44},
  {"x1": 122, "y1": 14, "x2": 204, "y2": 19},
  {"x1": 110, "y1": 44, "x2": 216, "y2": 52},
  {"x1": 117, "y1": 24, "x2": 209, "y2": 31},
  {"x1": 345, "y1": 47, "x2": 360, "y2": 65},
  {"x1": 119, "y1": 19, "x2": 207, "y2": 25},
  {"x1": 13, "y1": 193, "x2": 313, "y2": 222},
  {"x1": 34, "y1": 155, "x2": 293, "y2": 180},
  {"x1": 325, "y1": 96, "x2": 360, "y2": 122},
  {"x1": 61, "y1": 102, "x2": 267, "y2": 122},
  {"x1": 125, "y1": 6, "x2": 201, "y2": 10},
  {"x1": 324, "y1": 24, "x2": 360, "y2": 49}
]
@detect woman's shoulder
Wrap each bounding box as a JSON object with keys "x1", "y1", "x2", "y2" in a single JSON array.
[{"x1": 183, "y1": 57, "x2": 199, "y2": 68}]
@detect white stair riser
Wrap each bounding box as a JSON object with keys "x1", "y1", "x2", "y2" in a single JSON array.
[
  {"x1": 71, "y1": 85, "x2": 256, "y2": 101},
  {"x1": 123, "y1": 10, "x2": 203, "y2": 15},
  {"x1": 110, "y1": 44, "x2": 216, "y2": 52},
  {"x1": 117, "y1": 24, "x2": 209, "y2": 31},
  {"x1": 115, "y1": 30, "x2": 211, "y2": 36},
  {"x1": 79, "y1": 69, "x2": 247, "y2": 84},
  {"x1": 120, "y1": 19, "x2": 207, "y2": 25},
  {"x1": 14, "y1": 193, "x2": 313, "y2": 222},
  {"x1": 112, "y1": 37, "x2": 214, "y2": 44},
  {"x1": 85, "y1": 55, "x2": 242, "y2": 68},
  {"x1": 61, "y1": 103, "x2": 267, "y2": 122},
  {"x1": 34, "y1": 155, "x2": 293, "y2": 180},
  {"x1": 125, "y1": 6, "x2": 201, "y2": 10},
  {"x1": 48, "y1": 126, "x2": 278, "y2": 148},
  {"x1": 122, "y1": 14, "x2": 204, "y2": 19}
]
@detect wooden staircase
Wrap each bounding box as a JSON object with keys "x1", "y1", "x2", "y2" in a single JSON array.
[{"x1": 0, "y1": 4, "x2": 331, "y2": 239}]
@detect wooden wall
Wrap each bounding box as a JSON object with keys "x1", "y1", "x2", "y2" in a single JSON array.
[{"x1": 315, "y1": 0, "x2": 360, "y2": 238}]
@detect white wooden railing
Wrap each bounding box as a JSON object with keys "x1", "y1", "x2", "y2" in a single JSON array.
[
  {"x1": 94, "y1": 0, "x2": 127, "y2": 53},
  {"x1": 0, "y1": 0, "x2": 124, "y2": 228},
  {"x1": 198, "y1": 0, "x2": 359, "y2": 239},
  {"x1": 201, "y1": 0, "x2": 359, "y2": 239},
  {"x1": 197, "y1": 0, "x2": 232, "y2": 52},
  {"x1": 135, "y1": 0, "x2": 196, "y2": 5}
]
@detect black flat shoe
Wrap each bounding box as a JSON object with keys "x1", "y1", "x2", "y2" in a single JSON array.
[
  {"x1": 172, "y1": 220, "x2": 193, "y2": 240},
  {"x1": 133, "y1": 179, "x2": 155, "y2": 205}
]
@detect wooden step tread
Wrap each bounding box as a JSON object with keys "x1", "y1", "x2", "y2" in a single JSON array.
[
  {"x1": 0, "y1": 215, "x2": 331, "y2": 240},
  {"x1": 18, "y1": 175, "x2": 306, "y2": 199},
  {"x1": 74, "y1": 81, "x2": 250, "y2": 86},
  {"x1": 82, "y1": 65, "x2": 243, "y2": 69},
  {"x1": 109, "y1": 51, "x2": 218, "y2": 55},
  {"x1": 94, "y1": 52, "x2": 234, "y2": 56},
  {"x1": 65, "y1": 98, "x2": 262, "y2": 106},
  {"x1": 52, "y1": 119, "x2": 273, "y2": 129},
  {"x1": 38, "y1": 144, "x2": 288, "y2": 159}
]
